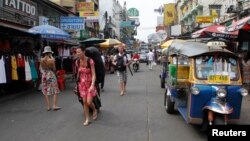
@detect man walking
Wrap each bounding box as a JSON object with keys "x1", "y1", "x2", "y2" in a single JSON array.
[
  {"x1": 147, "y1": 49, "x2": 154, "y2": 70},
  {"x1": 113, "y1": 44, "x2": 131, "y2": 96}
]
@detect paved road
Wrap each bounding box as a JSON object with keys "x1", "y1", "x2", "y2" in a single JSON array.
[{"x1": 0, "y1": 64, "x2": 249, "y2": 141}]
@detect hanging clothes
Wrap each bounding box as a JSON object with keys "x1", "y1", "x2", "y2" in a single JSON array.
[
  {"x1": 25, "y1": 57, "x2": 32, "y2": 81},
  {"x1": 11, "y1": 55, "x2": 18, "y2": 80},
  {"x1": 4, "y1": 55, "x2": 12, "y2": 83},
  {"x1": 29, "y1": 58, "x2": 38, "y2": 81},
  {"x1": 58, "y1": 47, "x2": 64, "y2": 57},
  {"x1": 17, "y1": 54, "x2": 25, "y2": 81},
  {"x1": 0, "y1": 56, "x2": 7, "y2": 84},
  {"x1": 63, "y1": 47, "x2": 70, "y2": 58}
]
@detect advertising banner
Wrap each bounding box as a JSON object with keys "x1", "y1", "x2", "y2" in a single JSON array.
[{"x1": 164, "y1": 4, "x2": 176, "y2": 26}]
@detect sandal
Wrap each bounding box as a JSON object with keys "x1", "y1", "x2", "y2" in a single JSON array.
[
  {"x1": 53, "y1": 107, "x2": 61, "y2": 111},
  {"x1": 93, "y1": 110, "x2": 98, "y2": 120}
]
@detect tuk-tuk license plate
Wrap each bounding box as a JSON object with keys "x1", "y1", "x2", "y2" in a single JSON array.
[{"x1": 208, "y1": 75, "x2": 230, "y2": 84}]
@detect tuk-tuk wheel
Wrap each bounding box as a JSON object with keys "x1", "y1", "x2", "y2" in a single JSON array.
[{"x1": 166, "y1": 95, "x2": 175, "y2": 114}]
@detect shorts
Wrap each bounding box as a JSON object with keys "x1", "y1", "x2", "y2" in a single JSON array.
[{"x1": 117, "y1": 71, "x2": 127, "y2": 83}]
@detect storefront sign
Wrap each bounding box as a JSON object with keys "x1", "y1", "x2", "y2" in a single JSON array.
[
  {"x1": 3, "y1": 0, "x2": 37, "y2": 19},
  {"x1": 196, "y1": 16, "x2": 213, "y2": 23},
  {"x1": 79, "y1": 11, "x2": 99, "y2": 17},
  {"x1": 76, "y1": 2, "x2": 94, "y2": 11}
]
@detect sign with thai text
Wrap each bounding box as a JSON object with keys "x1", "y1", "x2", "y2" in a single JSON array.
[
  {"x1": 196, "y1": 16, "x2": 213, "y2": 23},
  {"x1": 60, "y1": 17, "x2": 85, "y2": 31}
]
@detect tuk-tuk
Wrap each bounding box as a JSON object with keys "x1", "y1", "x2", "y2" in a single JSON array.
[{"x1": 163, "y1": 41, "x2": 248, "y2": 125}]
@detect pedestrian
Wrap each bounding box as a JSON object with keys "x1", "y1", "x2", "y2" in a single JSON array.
[
  {"x1": 76, "y1": 46, "x2": 98, "y2": 126},
  {"x1": 147, "y1": 49, "x2": 154, "y2": 70},
  {"x1": 40, "y1": 46, "x2": 61, "y2": 111},
  {"x1": 113, "y1": 44, "x2": 131, "y2": 96}
]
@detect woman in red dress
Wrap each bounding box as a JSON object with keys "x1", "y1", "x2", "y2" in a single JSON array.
[{"x1": 76, "y1": 47, "x2": 98, "y2": 126}]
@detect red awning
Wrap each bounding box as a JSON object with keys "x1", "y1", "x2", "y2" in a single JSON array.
[
  {"x1": 192, "y1": 25, "x2": 238, "y2": 39},
  {"x1": 227, "y1": 16, "x2": 250, "y2": 31}
]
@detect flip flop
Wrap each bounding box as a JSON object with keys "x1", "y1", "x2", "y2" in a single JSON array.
[
  {"x1": 53, "y1": 107, "x2": 61, "y2": 111},
  {"x1": 93, "y1": 111, "x2": 98, "y2": 120}
]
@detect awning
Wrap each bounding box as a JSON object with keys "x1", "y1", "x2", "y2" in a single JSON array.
[{"x1": 191, "y1": 25, "x2": 238, "y2": 39}]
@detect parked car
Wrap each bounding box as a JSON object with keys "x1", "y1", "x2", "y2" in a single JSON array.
[{"x1": 139, "y1": 53, "x2": 147, "y2": 63}]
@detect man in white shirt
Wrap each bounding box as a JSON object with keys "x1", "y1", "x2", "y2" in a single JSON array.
[{"x1": 147, "y1": 49, "x2": 154, "y2": 70}]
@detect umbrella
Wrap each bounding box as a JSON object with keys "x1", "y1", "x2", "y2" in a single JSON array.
[
  {"x1": 28, "y1": 25, "x2": 70, "y2": 39},
  {"x1": 191, "y1": 25, "x2": 238, "y2": 39},
  {"x1": 162, "y1": 48, "x2": 168, "y2": 54},
  {"x1": 80, "y1": 38, "x2": 106, "y2": 46},
  {"x1": 160, "y1": 39, "x2": 184, "y2": 49},
  {"x1": 99, "y1": 38, "x2": 122, "y2": 48}
]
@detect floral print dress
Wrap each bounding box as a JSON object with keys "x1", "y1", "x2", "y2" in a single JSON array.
[
  {"x1": 78, "y1": 59, "x2": 96, "y2": 99},
  {"x1": 41, "y1": 69, "x2": 60, "y2": 95}
]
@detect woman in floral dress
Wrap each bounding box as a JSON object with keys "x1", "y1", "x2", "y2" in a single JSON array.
[
  {"x1": 40, "y1": 46, "x2": 61, "y2": 111},
  {"x1": 76, "y1": 47, "x2": 98, "y2": 126}
]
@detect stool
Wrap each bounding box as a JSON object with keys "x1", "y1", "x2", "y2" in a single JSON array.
[{"x1": 56, "y1": 70, "x2": 66, "y2": 90}]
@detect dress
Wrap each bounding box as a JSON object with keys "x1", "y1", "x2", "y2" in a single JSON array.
[
  {"x1": 11, "y1": 56, "x2": 18, "y2": 80},
  {"x1": 25, "y1": 57, "x2": 32, "y2": 81},
  {"x1": 0, "y1": 56, "x2": 7, "y2": 84},
  {"x1": 29, "y1": 58, "x2": 38, "y2": 81},
  {"x1": 78, "y1": 59, "x2": 97, "y2": 99},
  {"x1": 41, "y1": 69, "x2": 60, "y2": 95}
]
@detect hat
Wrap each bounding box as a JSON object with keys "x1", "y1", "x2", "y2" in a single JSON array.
[{"x1": 42, "y1": 46, "x2": 54, "y2": 54}]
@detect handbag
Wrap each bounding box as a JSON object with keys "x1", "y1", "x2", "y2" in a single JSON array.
[{"x1": 152, "y1": 61, "x2": 157, "y2": 66}]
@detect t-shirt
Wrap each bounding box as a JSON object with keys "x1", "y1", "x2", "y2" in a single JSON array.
[{"x1": 147, "y1": 52, "x2": 154, "y2": 61}]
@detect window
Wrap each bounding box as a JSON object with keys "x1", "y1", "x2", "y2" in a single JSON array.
[{"x1": 195, "y1": 56, "x2": 239, "y2": 80}]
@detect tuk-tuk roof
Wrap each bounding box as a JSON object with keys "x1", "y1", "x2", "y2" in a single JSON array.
[{"x1": 168, "y1": 41, "x2": 235, "y2": 57}]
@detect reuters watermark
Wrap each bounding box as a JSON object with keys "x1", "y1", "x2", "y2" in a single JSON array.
[{"x1": 208, "y1": 125, "x2": 249, "y2": 140}]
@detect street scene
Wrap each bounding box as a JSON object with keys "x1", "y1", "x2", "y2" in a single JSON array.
[
  {"x1": 0, "y1": 0, "x2": 250, "y2": 141},
  {"x1": 1, "y1": 64, "x2": 249, "y2": 141}
]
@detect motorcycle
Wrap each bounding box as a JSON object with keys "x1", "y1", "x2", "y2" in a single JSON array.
[{"x1": 132, "y1": 59, "x2": 140, "y2": 72}]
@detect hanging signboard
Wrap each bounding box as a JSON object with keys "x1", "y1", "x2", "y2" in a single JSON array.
[
  {"x1": 60, "y1": 17, "x2": 85, "y2": 31},
  {"x1": 76, "y1": 2, "x2": 94, "y2": 11}
]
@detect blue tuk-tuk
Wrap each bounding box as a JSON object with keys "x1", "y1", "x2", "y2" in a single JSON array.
[{"x1": 164, "y1": 41, "x2": 248, "y2": 125}]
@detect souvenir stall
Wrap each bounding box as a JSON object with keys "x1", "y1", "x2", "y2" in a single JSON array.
[
  {"x1": 29, "y1": 25, "x2": 77, "y2": 73},
  {"x1": 0, "y1": 25, "x2": 40, "y2": 94}
]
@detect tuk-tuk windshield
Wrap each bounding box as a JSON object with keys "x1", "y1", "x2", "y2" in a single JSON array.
[{"x1": 195, "y1": 56, "x2": 239, "y2": 80}]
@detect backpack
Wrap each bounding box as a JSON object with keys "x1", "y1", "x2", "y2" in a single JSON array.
[
  {"x1": 75, "y1": 47, "x2": 105, "y2": 84},
  {"x1": 116, "y1": 54, "x2": 127, "y2": 71}
]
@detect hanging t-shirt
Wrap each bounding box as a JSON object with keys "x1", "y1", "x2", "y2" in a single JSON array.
[
  {"x1": 11, "y1": 56, "x2": 18, "y2": 80},
  {"x1": 25, "y1": 57, "x2": 32, "y2": 81},
  {"x1": 0, "y1": 56, "x2": 7, "y2": 84}
]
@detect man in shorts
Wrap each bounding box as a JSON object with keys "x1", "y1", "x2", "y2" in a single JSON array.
[{"x1": 113, "y1": 44, "x2": 131, "y2": 96}]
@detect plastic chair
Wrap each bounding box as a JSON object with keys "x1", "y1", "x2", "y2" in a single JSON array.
[{"x1": 56, "y1": 69, "x2": 66, "y2": 90}]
